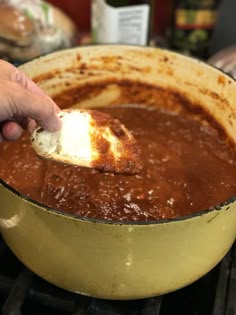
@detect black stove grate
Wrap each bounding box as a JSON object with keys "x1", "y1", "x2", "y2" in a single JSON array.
[{"x1": 0, "y1": 234, "x2": 235, "y2": 315}]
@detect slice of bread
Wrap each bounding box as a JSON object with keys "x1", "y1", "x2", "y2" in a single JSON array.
[{"x1": 31, "y1": 109, "x2": 143, "y2": 175}]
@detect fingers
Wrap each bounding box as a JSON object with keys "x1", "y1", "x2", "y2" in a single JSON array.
[
  {"x1": 13, "y1": 64, "x2": 62, "y2": 118},
  {"x1": 14, "y1": 116, "x2": 37, "y2": 133},
  {"x1": 22, "y1": 92, "x2": 62, "y2": 132},
  {"x1": 1, "y1": 118, "x2": 36, "y2": 141},
  {"x1": 1, "y1": 121, "x2": 23, "y2": 141},
  {"x1": 0, "y1": 60, "x2": 62, "y2": 134},
  {"x1": 0, "y1": 60, "x2": 18, "y2": 81},
  {"x1": 25, "y1": 118, "x2": 37, "y2": 133},
  {"x1": 0, "y1": 60, "x2": 46, "y2": 97},
  {"x1": 0, "y1": 80, "x2": 62, "y2": 132}
]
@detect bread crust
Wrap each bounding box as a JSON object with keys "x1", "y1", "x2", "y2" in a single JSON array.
[{"x1": 31, "y1": 109, "x2": 143, "y2": 175}]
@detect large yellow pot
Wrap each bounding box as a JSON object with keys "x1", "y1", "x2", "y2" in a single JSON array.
[{"x1": 0, "y1": 45, "x2": 236, "y2": 300}]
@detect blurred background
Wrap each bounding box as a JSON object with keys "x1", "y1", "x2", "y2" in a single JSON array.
[
  {"x1": 48, "y1": 0, "x2": 236, "y2": 54},
  {"x1": 1, "y1": 0, "x2": 236, "y2": 76}
]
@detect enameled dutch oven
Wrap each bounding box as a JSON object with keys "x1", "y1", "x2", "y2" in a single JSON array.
[{"x1": 0, "y1": 45, "x2": 236, "y2": 300}]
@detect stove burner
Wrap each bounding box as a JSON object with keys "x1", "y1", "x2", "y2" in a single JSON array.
[{"x1": 0, "y1": 235, "x2": 235, "y2": 315}]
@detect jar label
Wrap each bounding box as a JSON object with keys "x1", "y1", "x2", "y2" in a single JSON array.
[
  {"x1": 92, "y1": 0, "x2": 150, "y2": 45},
  {"x1": 175, "y1": 9, "x2": 218, "y2": 30},
  {"x1": 172, "y1": 8, "x2": 218, "y2": 57}
]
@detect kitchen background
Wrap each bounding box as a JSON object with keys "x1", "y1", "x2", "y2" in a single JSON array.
[
  {"x1": 2, "y1": 0, "x2": 236, "y2": 70},
  {"x1": 19, "y1": 0, "x2": 236, "y2": 76},
  {"x1": 47, "y1": 0, "x2": 236, "y2": 54},
  {"x1": 0, "y1": 1, "x2": 236, "y2": 315},
  {"x1": 48, "y1": 0, "x2": 236, "y2": 53},
  {"x1": 46, "y1": 0, "x2": 236, "y2": 76}
]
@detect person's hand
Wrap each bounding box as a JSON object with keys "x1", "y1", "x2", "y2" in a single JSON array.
[{"x1": 0, "y1": 60, "x2": 62, "y2": 143}]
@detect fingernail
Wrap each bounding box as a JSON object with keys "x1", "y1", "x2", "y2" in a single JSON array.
[
  {"x1": 27, "y1": 120, "x2": 37, "y2": 134},
  {"x1": 2, "y1": 122, "x2": 23, "y2": 141},
  {"x1": 50, "y1": 114, "x2": 62, "y2": 132}
]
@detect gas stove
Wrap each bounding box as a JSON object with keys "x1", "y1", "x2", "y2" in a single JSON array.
[{"x1": 0, "y1": 234, "x2": 235, "y2": 315}]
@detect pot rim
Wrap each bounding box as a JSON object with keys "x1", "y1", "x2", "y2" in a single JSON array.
[
  {"x1": 1, "y1": 177, "x2": 235, "y2": 225},
  {"x1": 2, "y1": 45, "x2": 236, "y2": 226}
]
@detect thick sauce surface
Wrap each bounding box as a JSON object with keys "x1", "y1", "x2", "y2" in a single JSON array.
[{"x1": 1, "y1": 105, "x2": 236, "y2": 221}]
